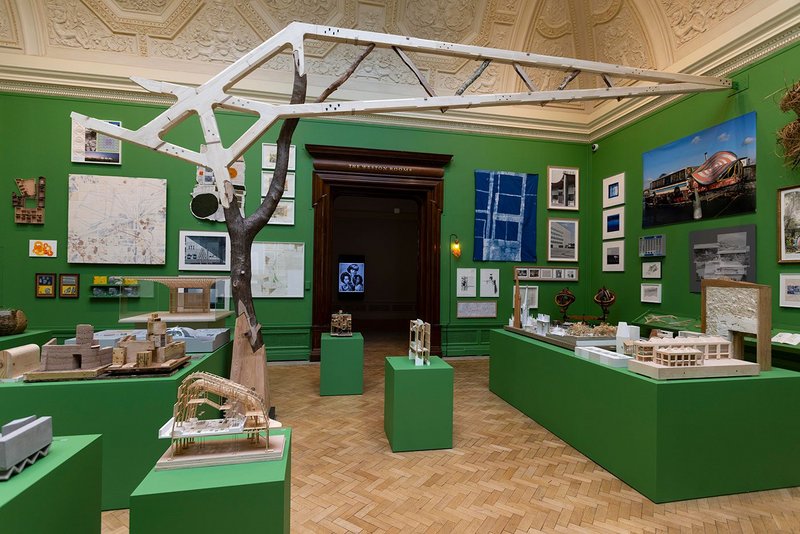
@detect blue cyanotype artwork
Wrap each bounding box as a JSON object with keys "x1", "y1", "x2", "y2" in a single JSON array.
[{"x1": 474, "y1": 170, "x2": 538, "y2": 261}]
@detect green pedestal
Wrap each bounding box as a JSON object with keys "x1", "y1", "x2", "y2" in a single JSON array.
[
  {"x1": 130, "y1": 428, "x2": 291, "y2": 534},
  {"x1": 320, "y1": 333, "x2": 364, "y2": 395},
  {"x1": 489, "y1": 329, "x2": 800, "y2": 503},
  {"x1": 384, "y1": 356, "x2": 453, "y2": 452},
  {"x1": 0, "y1": 329, "x2": 54, "y2": 351},
  {"x1": 0, "y1": 434, "x2": 102, "y2": 534},
  {"x1": 0, "y1": 342, "x2": 231, "y2": 510}
]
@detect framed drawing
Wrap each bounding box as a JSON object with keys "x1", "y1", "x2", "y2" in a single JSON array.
[
  {"x1": 602, "y1": 240, "x2": 625, "y2": 272},
  {"x1": 515, "y1": 266, "x2": 579, "y2": 282},
  {"x1": 267, "y1": 199, "x2": 295, "y2": 225},
  {"x1": 602, "y1": 173, "x2": 624, "y2": 208},
  {"x1": 262, "y1": 143, "x2": 296, "y2": 170},
  {"x1": 261, "y1": 171, "x2": 295, "y2": 199},
  {"x1": 479, "y1": 268, "x2": 500, "y2": 298},
  {"x1": 456, "y1": 268, "x2": 477, "y2": 298},
  {"x1": 35, "y1": 273, "x2": 56, "y2": 298},
  {"x1": 642, "y1": 261, "x2": 662, "y2": 279},
  {"x1": 689, "y1": 224, "x2": 755, "y2": 293},
  {"x1": 547, "y1": 166, "x2": 579, "y2": 210},
  {"x1": 779, "y1": 273, "x2": 800, "y2": 308},
  {"x1": 641, "y1": 283, "x2": 662, "y2": 303},
  {"x1": 179, "y1": 230, "x2": 231, "y2": 271},
  {"x1": 778, "y1": 185, "x2": 800, "y2": 263},
  {"x1": 251, "y1": 242, "x2": 304, "y2": 298},
  {"x1": 602, "y1": 206, "x2": 625, "y2": 240},
  {"x1": 514, "y1": 285, "x2": 539, "y2": 310},
  {"x1": 547, "y1": 218, "x2": 579, "y2": 262},
  {"x1": 59, "y1": 274, "x2": 80, "y2": 298},
  {"x1": 29, "y1": 239, "x2": 57, "y2": 257},
  {"x1": 456, "y1": 300, "x2": 497, "y2": 318}
]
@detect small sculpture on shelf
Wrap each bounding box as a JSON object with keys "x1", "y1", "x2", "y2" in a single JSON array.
[
  {"x1": 554, "y1": 288, "x2": 575, "y2": 321},
  {"x1": 330, "y1": 310, "x2": 352, "y2": 337},
  {"x1": 593, "y1": 287, "x2": 616, "y2": 322},
  {"x1": 0, "y1": 415, "x2": 52, "y2": 481},
  {"x1": 408, "y1": 319, "x2": 431, "y2": 366}
]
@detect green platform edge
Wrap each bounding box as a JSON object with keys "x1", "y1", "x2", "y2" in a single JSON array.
[
  {"x1": 384, "y1": 356, "x2": 453, "y2": 452},
  {"x1": 0, "y1": 329, "x2": 55, "y2": 351},
  {"x1": 0, "y1": 434, "x2": 102, "y2": 534},
  {"x1": 130, "y1": 428, "x2": 291, "y2": 534},
  {"x1": 489, "y1": 329, "x2": 800, "y2": 503},
  {"x1": 0, "y1": 341, "x2": 232, "y2": 510},
  {"x1": 320, "y1": 333, "x2": 364, "y2": 395}
]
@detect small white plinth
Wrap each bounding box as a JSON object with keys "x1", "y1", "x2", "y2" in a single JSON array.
[{"x1": 627, "y1": 358, "x2": 760, "y2": 380}]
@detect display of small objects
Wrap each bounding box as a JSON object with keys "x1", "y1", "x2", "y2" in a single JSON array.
[
  {"x1": 11, "y1": 176, "x2": 46, "y2": 224},
  {"x1": 408, "y1": 319, "x2": 431, "y2": 366},
  {"x1": 330, "y1": 310, "x2": 352, "y2": 337},
  {"x1": 0, "y1": 415, "x2": 52, "y2": 481},
  {"x1": 593, "y1": 286, "x2": 616, "y2": 322},
  {"x1": 554, "y1": 287, "x2": 576, "y2": 321}
]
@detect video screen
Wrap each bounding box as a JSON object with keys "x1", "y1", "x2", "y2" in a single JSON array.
[{"x1": 338, "y1": 261, "x2": 365, "y2": 294}]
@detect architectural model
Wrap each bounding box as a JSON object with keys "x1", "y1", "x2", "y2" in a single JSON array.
[
  {"x1": 409, "y1": 319, "x2": 431, "y2": 366},
  {"x1": 156, "y1": 372, "x2": 284, "y2": 470},
  {"x1": 330, "y1": 310, "x2": 352, "y2": 337},
  {"x1": 109, "y1": 314, "x2": 189, "y2": 375},
  {"x1": 120, "y1": 276, "x2": 232, "y2": 323},
  {"x1": 0, "y1": 416, "x2": 52, "y2": 481},
  {"x1": 11, "y1": 177, "x2": 45, "y2": 224},
  {"x1": 575, "y1": 346, "x2": 632, "y2": 368},
  {"x1": 0, "y1": 344, "x2": 40, "y2": 381},
  {"x1": 25, "y1": 325, "x2": 112, "y2": 382}
]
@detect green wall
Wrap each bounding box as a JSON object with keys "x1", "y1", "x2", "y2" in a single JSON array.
[{"x1": 590, "y1": 40, "x2": 800, "y2": 330}]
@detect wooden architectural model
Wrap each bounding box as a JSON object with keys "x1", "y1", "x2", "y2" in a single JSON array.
[
  {"x1": 330, "y1": 310, "x2": 352, "y2": 337},
  {"x1": 409, "y1": 319, "x2": 431, "y2": 366},
  {"x1": 0, "y1": 344, "x2": 40, "y2": 380},
  {"x1": 156, "y1": 372, "x2": 284, "y2": 470},
  {"x1": 0, "y1": 416, "x2": 52, "y2": 481},
  {"x1": 110, "y1": 313, "x2": 189, "y2": 375},
  {"x1": 11, "y1": 177, "x2": 45, "y2": 224},
  {"x1": 120, "y1": 276, "x2": 232, "y2": 323},
  {"x1": 25, "y1": 325, "x2": 112, "y2": 381}
]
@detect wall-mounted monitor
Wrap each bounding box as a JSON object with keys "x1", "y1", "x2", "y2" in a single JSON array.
[{"x1": 338, "y1": 256, "x2": 365, "y2": 296}]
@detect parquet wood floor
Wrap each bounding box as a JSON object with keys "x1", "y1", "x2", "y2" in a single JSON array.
[{"x1": 102, "y1": 331, "x2": 800, "y2": 533}]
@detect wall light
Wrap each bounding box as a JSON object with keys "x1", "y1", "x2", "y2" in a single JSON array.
[{"x1": 450, "y1": 236, "x2": 461, "y2": 258}]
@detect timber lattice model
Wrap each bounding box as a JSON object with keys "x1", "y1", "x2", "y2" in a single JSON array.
[{"x1": 330, "y1": 310, "x2": 352, "y2": 337}]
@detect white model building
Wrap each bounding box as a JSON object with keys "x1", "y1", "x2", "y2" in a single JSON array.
[{"x1": 408, "y1": 319, "x2": 431, "y2": 366}]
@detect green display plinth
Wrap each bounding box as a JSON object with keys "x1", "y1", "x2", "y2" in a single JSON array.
[
  {"x1": 489, "y1": 329, "x2": 800, "y2": 503},
  {"x1": 0, "y1": 342, "x2": 231, "y2": 510},
  {"x1": 320, "y1": 333, "x2": 364, "y2": 395},
  {"x1": 130, "y1": 428, "x2": 291, "y2": 534},
  {"x1": 0, "y1": 329, "x2": 54, "y2": 351},
  {"x1": 384, "y1": 356, "x2": 453, "y2": 452},
  {"x1": 0, "y1": 434, "x2": 102, "y2": 534}
]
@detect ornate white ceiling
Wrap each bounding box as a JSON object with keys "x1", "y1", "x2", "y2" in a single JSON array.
[{"x1": 1, "y1": 0, "x2": 799, "y2": 141}]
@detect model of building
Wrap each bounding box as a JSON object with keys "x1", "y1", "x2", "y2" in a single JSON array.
[
  {"x1": 0, "y1": 416, "x2": 52, "y2": 481},
  {"x1": 409, "y1": 319, "x2": 431, "y2": 366},
  {"x1": 112, "y1": 313, "x2": 187, "y2": 367},
  {"x1": 119, "y1": 276, "x2": 232, "y2": 325},
  {"x1": 11, "y1": 176, "x2": 45, "y2": 224},
  {"x1": 33, "y1": 325, "x2": 112, "y2": 377},
  {"x1": 0, "y1": 344, "x2": 40, "y2": 380},
  {"x1": 330, "y1": 310, "x2": 352, "y2": 337}
]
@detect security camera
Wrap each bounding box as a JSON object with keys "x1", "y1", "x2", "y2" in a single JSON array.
[{"x1": 591, "y1": 143, "x2": 599, "y2": 153}]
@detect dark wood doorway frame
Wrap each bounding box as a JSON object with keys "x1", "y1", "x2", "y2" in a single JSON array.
[{"x1": 307, "y1": 145, "x2": 452, "y2": 361}]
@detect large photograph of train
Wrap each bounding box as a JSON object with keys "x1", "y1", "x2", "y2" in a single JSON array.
[{"x1": 642, "y1": 112, "x2": 756, "y2": 228}]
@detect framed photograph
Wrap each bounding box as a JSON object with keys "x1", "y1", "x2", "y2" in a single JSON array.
[
  {"x1": 641, "y1": 283, "x2": 662, "y2": 304},
  {"x1": 179, "y1": 230, "x2": 231, "y2": 271},
  {"x1": 547, "y1": 166, "x2": 579, "y2": 210},
  {"x1": 514, "y1": 285, "x2": 539, "y2": 309},
  {"x1": 456, "y1": 300, "x2": 497, "y2": 318},
  {"x1": 261, "y1": 171, "x2": 295, "y2": 199},
  {"x1": 456, "y1": 268, "x2": 477, "y2": 298},
  {"x1": 29, "y1": 239, "x2": 57, "y2": 257},
  {"x1": 479, "y1": 268, "x2": 500, "y2": 298},
  {"x1": 514, "y1": 266, "x2": 579, "y2": 282},
  {"x1": 602, "y1": 173, "x2": 624, "y2": 208},
  {"x1": 602, "y1": 206, "x2": 625, "y2": 240},
  {"x1": 639, "y1": 234, "x2": 666, "y2": 257},
  {"x1": 602, "y1": 240, "x2": 625, "y2": 272},
  {"x1": 689, "y1": 224, "x2": 755, "y2": 293},
  {"x1": 778, "y1": 185, "x2": 800, "y2": 263},
  {"x1": 262, "y1": 143, "x2": 296, "y2": 171},
  {"x1": 267, "y1": 199, "x2": 295, "y2": 226},
  {"x1": 59, "y1": 274, "x2": 80, "y2": 298},
  {"x1": 71, "y1": 119, "x2": 122, "y2": 165},
  {"x1": 35, "y1": 273, "x2": 56, "y2": 298},
  {"x1": 642, "y1": 261, "x2": 662, "y2": 279},
  {"x1": 547, "y1": 218, "x2": 579, "y2": 262},
  {"x1": 779, "y1": 273, "x2": 800, "y2": 308}
]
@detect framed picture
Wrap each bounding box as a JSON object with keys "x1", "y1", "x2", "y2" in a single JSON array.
[
  {"x1": 179, "y1": 230, "x2": 231, "y2": 271},
  {"x1": 267, "y1": 199, "x2": 295, "y2": 226},
  {"x1": 456, "y1": 268, "x2": 477, "y2": 298},
  {"x1": 515, "y1": 266, "x2": 579, "y2": 282},
  {"x1": 779, "y1": 273, "x2": 800, "y2": 308},
  {"x1": 547, "y1": 166, "x2": 579, "y2": 210},
  {"x1": 547, "y1": 218, "x2": 579, "y2": 262},
  {"x1": 639, "y1": 234, "x2": 666, "y2": 257},
  {"x1": 688, "y1": 224, "x2": 755, "y2": 293},
  {"x1": 456, "y1": 300, "x2": 497, "y2": 318},
  {"x1": 602, "y1": 206, "x2": 625, "y2": 240},
  {"x1": 35, "y1": 273, "x2": 56, "y2": 298},
  {"x1": 642, "y1": 261, "x2": 662, "y2": 279},
  {"x1": 29, "y1": 239, "x2": 57, "y2": 257},
  {"x1": 59, "y1": 274, "x2": 80, "y2": 298},
  {"x1": 262, "y1": 143, "x2": 296, "y2": 171},
  {"x1": 778, "y1": 185, "x2": 800, "y2": 263},
  {"x1": 479, "y1": 268, "x2": 500, "y2": 298},
  {"x1": 251, "y1": 242, "x2": 304, "y2": 298},
  {"x1": 602, "y1": 240, "x2": 625, "y2": 272},
  {"x1": 641, "y1": 283, "x2": 662, "y2": 304},
  {"x1": 602, "y1": 173, "x2": 624, "y2": 208},
  {"x1": 261, "y1": 171, "x2": 295, "y2": 199},
  {"x1": 71, "y1": 119, "x2": 122, "y2": 165}
]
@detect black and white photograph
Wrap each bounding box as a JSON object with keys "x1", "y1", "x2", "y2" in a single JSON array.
[
  {"x1": 179, "y1": 230, "x2": 231, "y2": 271},
  {"x1": 547, "y1": 218, "x2": 579, "y2": 262},
  {"x1": 640, "y1": 283, "x2": 662, "y2": 304},
  {"x1": 547, "y1": 166, "x2": 579, "y2": 210},
  {"x1": 602, "y1": 240, "x2": 625, "y2": 272},
  {"x1": 514, "y1": 266, "x2": 579, "y2": 282},
  {"x1": 479, "y1": 268, "x2": 500, "y2": 298},
  {"x1": 642, "y1": 261, "x2": 662, "y2": 279},
  {"x1": 338, "y1": 262, "x2": 365, "y2": 293},
  {"x1": 688, "y1": 224, "x2": 755, "y2": 292},
  {"x1": 456, "y1": 268, "x2": 477, "y2": 298},
  {"x1": 602, "y1": 173, "x2": 624, "y2": 208}
]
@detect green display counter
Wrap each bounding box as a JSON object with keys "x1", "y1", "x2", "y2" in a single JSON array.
[
  {"x1": 130, "y1": 428, "x2": 291, "y2": 534},
  {"x1": 0, "y1": 329, "x2": 54, "y2": 351},
  {"x1": 0, "y1": 341, "x2": 232, "y2": 510},
  {"x1": 489, "y1": 329, "x2": 800, "y2": 503},
  {"x1": 384, "y1": 356, "x2": 453, "y2": 452},
  {"x1": 320, "y1": 332, "x2": 364, "y2": 395},
  {"x1": 0, "y1": 434, "x2": 102, "y2": 534}
]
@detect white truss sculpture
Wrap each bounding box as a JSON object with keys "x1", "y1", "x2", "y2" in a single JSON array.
[{"x1": 72, "y1": 22, "x2": 732, "y2": 208}]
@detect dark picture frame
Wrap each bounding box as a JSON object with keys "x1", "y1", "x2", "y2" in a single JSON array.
[
  {"x1": 59, "y1": 273, "x2": 80, "y2": 298},
  {"x1": 35, "y1": 273, "x2": 56, "y2": 298}
]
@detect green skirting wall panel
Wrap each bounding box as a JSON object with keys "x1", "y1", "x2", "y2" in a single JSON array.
[
  {"x1": 263, "y1": 325, "x2": 311, "y2": 361},
  {"x1": 0, "y1": 342, "x2": 232, "y2": 510},
  {"x1": 489, "y1": 329, "x2": 800, "y2": 503},
  {"x1": 441, "y1": 324, "x2": 496, "y2": 356}
]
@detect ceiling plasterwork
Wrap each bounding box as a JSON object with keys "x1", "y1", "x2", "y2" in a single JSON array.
[
  {"x1": 660, "y1": 0, "x2": 754, "y2": 48},
  {"x1": 0, "y1": 0, "x2": 21, "y2": 49}
]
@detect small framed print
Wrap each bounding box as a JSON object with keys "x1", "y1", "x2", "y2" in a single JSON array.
[
  {"x1": 456, "y1": 268, "x2": 477, "y2": 298},
  {"x1": 59, "y1": 274, "x2": 80, "y2": 298},
  {"x1": 547, "y1": 218, "x2": 579, "y2": 262},
  {"x1": 262, "y1": 143, "x2": 296, "y2": 171},
  {"x1": 29, "y1": 239, "x2": 57, "y2": 257},
  {"x1": 602, "y1": 173, "x2": 625, "y2": 208},
  {"x1": 642, "y1": 261, "x2": 662, "y2": 279},
  {"x1": 267, "y1": 199, "x2": 295, "y2": 226},
  {"x1": 479, "y1": 268, "x2": 500, "y2": 298},
  {"x1": 641, "y1": 283, "x2": 662, "y2": 304},
  {"x1": 514, "y1": 285, "x2": 539, "y2": 309},
  {"x1": 779, "y1": 273, "x2": 800, "y2": 308},
  {"x1": 35, "y1": 273, "x2": 56, "y2": 298},
  {"x1": 179, "y1": 230, "x2": 231, "y2": 271},
  {"x1": 602, "y1": 240, "x2": 625, "y2": 272},
  {"x1": 778, "y1": 185, "x2": 800, "y2": 263},
  {"x1": 261, "y1": 171, "x2": 295, "y2": 199},
  {"x1": 602, "y1": 206, "x2": 624, "y2": 240},
  {"x1": 547, "y1": 166, "x2": 579, "y2": 210}
]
